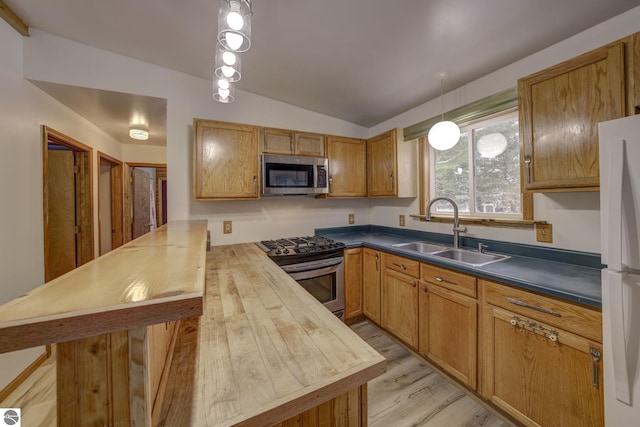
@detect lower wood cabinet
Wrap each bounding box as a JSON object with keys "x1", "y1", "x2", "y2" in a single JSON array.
[
  {"x1": 418, "y1": 266, "x2": 478, "y2": 390},
  {"x1": 344, "y1": 247, "x2": 363, "y2": 320},
  {"x1": 480, "y1": 280, "x2": 603, "y2": 427},
  {"x1": 362, "y1": 248, "x2": 382, "y2": 325},
  {"x1": 381, "y1": 256, "x2": 419, "y2": 349}
]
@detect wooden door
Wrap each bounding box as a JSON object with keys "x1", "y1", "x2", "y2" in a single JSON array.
[
  {"x1": 132, "y1": 168, "x2": 151, "y2": 239},
  {"x1": 481, "y1": 304, "x2": 604, "y2": 426},
  {"x1": 367, "y1": 130, "x2": 397, "y2": 197},
  {"x1": 344, "y1": 248, "x2": 363, "y2": 321},
  {"x1": 382, "y1": 268, "x2": 418, "y2": 348},
  {"x1": 519, "y1": 41, "x2": 625, "y2": 191},
  {"x1": 194, "y1": 119, "x2": 260, "y2": 199},
  {"x1": 362, "y1": 248, "x2": 381, "y2": 325},
  {"x1": 326, "y1": 136, "x2": 367, "y2": 197},
  {"x1": 46, "y1": 148, "x2": 77, "y2": 281},
  {"x1": 419, "y1": 283, "x2": 477, "y2": 389}
]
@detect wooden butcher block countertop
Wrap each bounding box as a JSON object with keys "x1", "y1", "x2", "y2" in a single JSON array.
[
  {"x1": 0, "y1": 220, "x2": 208, "y2": 353},
  {"x1": 159, "y1": 243, "x2": 387, "y2": 426}
]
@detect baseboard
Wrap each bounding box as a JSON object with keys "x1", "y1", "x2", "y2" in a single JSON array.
[{"x1": 0, "y1": 345, "x2": 52, "y2": 402}]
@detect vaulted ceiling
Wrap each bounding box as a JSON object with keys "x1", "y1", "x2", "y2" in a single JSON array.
[{"x1": 5, "y1": 0, "x2": 640, "y2": 144}]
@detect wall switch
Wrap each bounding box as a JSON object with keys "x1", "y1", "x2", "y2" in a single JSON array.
[
  {"x1": 536, "y1": 223, "x2": 552, "y2": 243},
  {"x1": 399, "y1": 215, "x2": 405, "y2": 227},
  {"x1": 223, "y1": 220, "x2": 233, "y2": 234},
  {"x1": 348, "y1": 213, "x2": 355, "y2": 224}
]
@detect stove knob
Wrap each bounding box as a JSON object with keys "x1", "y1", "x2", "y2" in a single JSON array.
[
  {"x1": 283, "y1": 249, "x2": 290, "y2": 254},
  {"x1": 275, "y1": 249, "x2": 282, "y2": 255}
]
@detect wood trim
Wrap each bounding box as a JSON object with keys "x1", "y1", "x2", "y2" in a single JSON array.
[
  {"x1": 98, "y1": 152, "x2": 124, "y2": 253},
  {"x1": 0, "y1": 345, "x2": 51, "y2": 402},
  {"x1": 410, "y1": 214, "x2": 535, "y2": 230},
  {"x1": 125, "y1": 162, "x2": 167, "y2": 168},
  {"x1": 151, "y1": 320, "x2": 181, "y2": 426},
  {"x1": 0, "y1": 1, "x2": 29, "y2": 36},
  {"x1": 43, "y1": 126, "x2": 95, "y2": 282}
]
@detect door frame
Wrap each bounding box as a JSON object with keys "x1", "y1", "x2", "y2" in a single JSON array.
[
  {"x1": 124, "y1": 162, "x2": 167, "y2": 243},
  {"x1": 98, "y1": 152, "x2": 124, "y2": 255},
  {"x1": 43, "y1": 126, "x2": 94, "y2": 282}
]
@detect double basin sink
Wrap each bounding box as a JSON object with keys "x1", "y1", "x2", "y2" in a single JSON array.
[{"x1": 391, "y1": 241, "x2": 510, "y2": 267}]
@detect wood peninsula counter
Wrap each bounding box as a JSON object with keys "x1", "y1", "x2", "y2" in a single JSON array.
[{"x1": 159, "y1": 243, "x2": 387, "y2": 426}]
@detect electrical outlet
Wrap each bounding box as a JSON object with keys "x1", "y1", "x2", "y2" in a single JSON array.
[
  {"x1": 399, "y1": 215, "x2": 405, "y2": 227},
  {"x1": 536, "y1": 223, "x2": 552, "y2": 243},
  {"x1": 348, "y1": 213, "x2": 355, "y2": 224},
  {"x1": 223, "y1": 220, "x2": 232, "y2": 234}
]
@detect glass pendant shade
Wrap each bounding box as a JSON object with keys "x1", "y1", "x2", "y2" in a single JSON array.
[
  {"x1": 218, "y1": 0, "x2": 251, "y2": 53},
  {"x1": 428, "y1": 120, "x2": 461, "y2": 150},
  {"x1": 213, "y1": 78, "x2": 235, "y2": 103},
  {"x1": 214, "y1": 45, "x2": 241, "y2": 82}
]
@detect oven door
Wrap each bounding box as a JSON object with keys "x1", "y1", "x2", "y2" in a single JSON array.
[{"x1": 281, "y1": 257, "x2": 345, "y2": 316}]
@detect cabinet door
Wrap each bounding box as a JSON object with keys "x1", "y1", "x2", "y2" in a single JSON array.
[
  {"x1": 295, "y1": 132, "x2": 325, "y2": 157},
  {"x1": 261, "y1": 128, "x2": 294, "y2": 154},
  {"x1": 194, "y1": 120, "x2": 260, "y2": 199},
  {"x1": 367, "y1": 129, "x2": 397, "y2": 197},
  {"x1": 326, "y1": 136, "x2": 367, "y2": 197},
  {"x1": 382, "y1": 268, "x2": 418, "y2": 348},
  {"x1": 481, "y1": 304, "x2": 604, "y2": 426},
  {"x1": 419, "y1": 283, "x2": 477, "y2": 389},
  {"x1": 519, "y1": 41, "x2": 625, "y2": 191},
  {"x1": 362, "y1": 248, "x2": 381, "y2": 325},
  {"x1": 344, "y1": 248, "x2": 363, "y2": 320}
]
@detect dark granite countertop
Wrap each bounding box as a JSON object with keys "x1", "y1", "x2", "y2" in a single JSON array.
[{"x1": 316, "y1": 225, "x2": 602, "y2": 309}]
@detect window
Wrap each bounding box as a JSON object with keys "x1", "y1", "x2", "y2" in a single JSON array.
[{"x1": 430, "y1": 110, "x2": 522, "y2": 218}]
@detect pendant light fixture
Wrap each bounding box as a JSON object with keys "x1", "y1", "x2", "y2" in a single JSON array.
[
  {"x1": 428, "y1": 72, "x2": 461, "y2": 150},
  {"x1": 214, "y1": 0, "x2": 252, "y2": 103}
]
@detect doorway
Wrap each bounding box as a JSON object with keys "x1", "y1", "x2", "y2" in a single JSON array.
[
  {"x1": 98, "y1": 152, "x2": 124, "y2": 256},
  {"x1": 124, "y1": 163, "x2": 167, "y2": 242},
  {"x1": 43, "y1": 126, "x2": 94, "y2": 282}
]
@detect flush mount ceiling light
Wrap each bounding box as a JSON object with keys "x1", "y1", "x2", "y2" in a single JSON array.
[
  {"x1": 477, "y1": 132, "x2": 508, "y2": 158},
  {"x1": 214, "y1": 0, "x2": 252, "y2": 103},
  {"x1": 129, "y1": 127, "x2": 149, "y2": 140},
  {"x1": 428, "y1": 72, "x2": 461, "y2": 151}
]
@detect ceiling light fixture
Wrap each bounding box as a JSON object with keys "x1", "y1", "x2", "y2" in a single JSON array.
[
  {"x1": 428, "y1": 72, "x2": 461, "y2": 151},
  {"x1": 129, "y1": 128, "x2": 149, "y2": 140},
  {"x1": 214, "y1": 0, "x2": 252, "y2": 103}
]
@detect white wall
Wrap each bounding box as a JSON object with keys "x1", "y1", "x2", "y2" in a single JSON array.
[
  {"x1": 368, "y1": 6, "x2": 640, "y2": 253},
  {"x1": 21, "y1": 29, "x2": 372, "y2": 245}
]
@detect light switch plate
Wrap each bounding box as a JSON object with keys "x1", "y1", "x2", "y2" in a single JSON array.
[
  {"x1": 348, "y1": 213, "x2": 355, "y2": 224},
  {"x1": 536, "y1": 223, "x2": 552, "y2": 243},
  {"x1": 399, "y1": 215, "x2": 405, "y2": 227},
  {"x1": 223, "y1": 220, "x2": 232, "y2": 234}
]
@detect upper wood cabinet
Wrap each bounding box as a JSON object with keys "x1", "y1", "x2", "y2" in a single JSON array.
[
  {"x1": 194, "y1": 119, "x2": 260, "y2": 199},
  {"x1": 518, "y1": 33, "x2": 640, "y2": 192},
  {"x1": 261, "y1": 127, "x2": 325, "y2": 157},
  {"x1": 367, "y1": 128, "x2": 417, "y2": 198},
  {"x1": 344, "y1": 247, "x2": 363, "y2": 321},
  {"x1": 326, "y1": 135, "x2": 367, "y2": 197}
]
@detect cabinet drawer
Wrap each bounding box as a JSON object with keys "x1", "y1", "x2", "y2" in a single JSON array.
[
  {"x1": 481, "y1": 280, "x2": 602, "y2": 342},
  {"x1": 421, "y1": 264, "x2": 476, "y2": 298},
  {"x1": 383, "y1": 253, "x2": 420, "y2": 278}
]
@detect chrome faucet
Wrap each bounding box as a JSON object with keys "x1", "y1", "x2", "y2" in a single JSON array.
[{"x1": 425, "y1": 197, "x2": 467, "y2": 248}]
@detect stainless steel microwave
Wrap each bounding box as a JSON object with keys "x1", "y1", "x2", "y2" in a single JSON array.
[{"x1": 261, "y1": 154, "x2": 329, "y2": 195}]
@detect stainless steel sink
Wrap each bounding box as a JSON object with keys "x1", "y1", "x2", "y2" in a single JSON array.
[
  {"x1": 431, "y1": 248, "x2": 510, "y2": 267},
  {"x1": 391, "y1": 241, "x2": 449, "y2": 254}
]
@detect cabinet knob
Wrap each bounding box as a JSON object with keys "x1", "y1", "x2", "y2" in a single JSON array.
[
  {"x1": 411, "y1": 281, "x2": 416, "y2": 287},
  {"x1": 421, "y1": 285, "x2": 427, "y2": 292}
]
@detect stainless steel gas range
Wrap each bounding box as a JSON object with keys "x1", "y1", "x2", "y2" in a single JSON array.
[{"x1": 257, "y1": 236, "x2": 346, "y2": 319}]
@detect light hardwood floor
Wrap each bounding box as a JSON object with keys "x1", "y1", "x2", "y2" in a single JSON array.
[{"x1": 1, "y1": 321, "x2": 510, "y2": 426}]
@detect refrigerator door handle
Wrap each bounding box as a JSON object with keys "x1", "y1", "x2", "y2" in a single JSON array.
[
  {"x1": 609, "y1": 270, "x2": 632, "y2": 405},
  {"x1": 605, "y1": 138, "x2": 625, "y2": 271}
]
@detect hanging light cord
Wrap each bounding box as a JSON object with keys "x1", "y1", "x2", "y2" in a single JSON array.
[{"x1": 439, "y1": 78, "x2": 445, "y2": 121}]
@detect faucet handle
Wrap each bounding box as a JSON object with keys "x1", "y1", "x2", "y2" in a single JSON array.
[{"x1": 478, "y1": 243, "x2": 488, "y2": 253}]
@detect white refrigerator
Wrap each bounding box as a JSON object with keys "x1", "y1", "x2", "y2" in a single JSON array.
[{"x1": 599, "y1": 114, "x2": 640, "y2": 426}]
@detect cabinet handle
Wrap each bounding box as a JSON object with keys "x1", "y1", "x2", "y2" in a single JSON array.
[
  {"x1": 590, "y1": 347, "x2": 601, "y2": 389},
  {"x1": 507, "y1": 297, "x2": 561, "y2": 317},
  {"x1": 253, "y1": 175, "x2": 258, "y2": 194},
  {"x1": 421, "y1": 285, "x2": 427, "y2": 292},
  {"x1": 393, "y1": 262, "x2": 406, "y2": 270},
  {"x1": 390, "y1": 173, "x2": 395, "y2": 191},
  {"x1": 435, "y1": 275, "x2": 457, "y2": 285},
  {"x1": 524, "y1": 155, "x2": 532, "y2": 184},
  {"x1": 375, "y1": 253, "x2": 379, "y2": 271}
]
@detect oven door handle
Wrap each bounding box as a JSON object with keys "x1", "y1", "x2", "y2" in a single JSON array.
[{"x1": 281, "y1": 257, "x2": 343, "y2": 273}]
